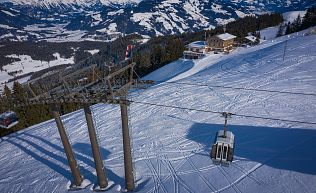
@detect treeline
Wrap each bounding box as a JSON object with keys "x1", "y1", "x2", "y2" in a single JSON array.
[
  {"x1": 0, "y1": 41, "x2": 108, "y2": 70},
  {"x1": 0, "y1": 82, "x2": 81, "y2": 137},
  {"x1": 225, "y1": 13, "x2": 283, "y2": 41},
  {"x1": 133, "y1": 36, "x2": 185, "y2": 77},
  {"x1": 277, "y1": 7, "x2": 316, "y2": 37}
]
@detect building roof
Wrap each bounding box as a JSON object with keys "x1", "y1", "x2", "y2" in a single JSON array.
[
  {"x1": 188, "y1": 41, "x2": 205, "y2": 48},
  {"x1": 0, "y1": 111, "x2": 16, "y2": 119},
  {"x1": 216, "y1": 33, "x2": 236, "y2": 40},
  {"x1": 245, "y1": 35, "x2": 257, "y2": 42}
]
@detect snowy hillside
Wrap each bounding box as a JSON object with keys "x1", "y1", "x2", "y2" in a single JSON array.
[
  {"x1": 0, "y1": 53, "x2": 74, "y2": 89},
  {"x1": 0, "y1": 31, "x2": 316, "y2": 192}
]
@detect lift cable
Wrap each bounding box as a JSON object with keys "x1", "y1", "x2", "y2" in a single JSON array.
[
  {"x1": 124, "y1": 99, "x2": 316, "y2": 126},
  {"x1": 151, "y1": 80, "x2": 316, "y2": 97}
]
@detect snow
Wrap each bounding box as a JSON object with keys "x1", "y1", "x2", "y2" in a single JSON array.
[
  {"x1": 183, "y1": 0, "x2": 209, "y2": 26},
  {"x1": 259, "y1": 11, "x2": 306, "y2": 41},
  {"x1": 85, "y1": 49, "x2": 100, "y2": 55},
  {"x1": 0, "y1": 33, "x2": 14, "y2": 39},
  {"x1": 0, "y1": 31, "x2": 316, "y2": 192},
  {"x1": 131, "y1": 13, "x2": 154, "y2": 31},
  {"x1": 245, "y1": 35, "x2": 256, "y2": 42},
  {"x1": 66, "y1": 179, "x2": 91, "y2": 190},
  {"x1": 108, "y1": 23, "x2": 117, "y2": 32},
  {"x1": 107, "y1": 9, "x2": 124, "y2": 16},
  {"x1": 260, "y1": 26, "x2": 279, "y2": 40},
  {"x1": 23, "y1": 24, "x2": 97, "y2": 42},
  {"x1": 91, "y1": 13, "x2": 102, "y2": 21},
  {"x1": 188, "y1": 41, "x2": 205, "y2": 48},
  {"x1": 96, "y1": 23, "x2": 120, "y2": 37},
  {"x1": 215, "y1": 18, "x2": 236, "y2": 26},
  {"x1": 0, "y1": 53, "x2": 74, "y2": 85},
  {"x1": 235, "y1": 10, "x2": 254, "y2": 18},
  {"x1": 216, "y1": 33, "x2": 236, "y2": 40},
  {"x1": 0, "y1": 24, "x2": 16, "y2": 29},
  {"x1": 211, "y1": 3, "x2": 229, "y2": 15},
  {"x1": 1, "y1": 10, "x2": 16, "y2": 17},
  {"x1": 282, "y1": 11, "x2": 306, "y2": 23}
]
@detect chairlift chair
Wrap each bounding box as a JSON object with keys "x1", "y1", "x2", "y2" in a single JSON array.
[
  {"x1": 210, "y1": 112, "x2": 235, "y2": 166},
  {"x1": 0, "y1": 111, "x2": 19, "y2": 129}
]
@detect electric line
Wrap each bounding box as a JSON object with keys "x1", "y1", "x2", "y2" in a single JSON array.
[
  {"x1": 232, "y1": 113, "x2": 316, "y2": 125},
  {"x1": 126, "y1": 99, "x2": 316, "y2": 126},
  {"x1": 150, "y1": 80, "x2": 316, "y2": 97}
]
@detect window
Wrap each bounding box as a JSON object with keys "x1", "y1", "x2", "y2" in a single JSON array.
[
  {"x1": 223, "y1": 146, "x2": 227, "y2": 160},
  {"x1": 217, "y1": 145, "x2": 222, "y2": 158}
]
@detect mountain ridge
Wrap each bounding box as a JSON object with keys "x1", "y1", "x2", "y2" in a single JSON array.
[{"x1": 0, "y1": 0, "x2": 315, "y2": 42}]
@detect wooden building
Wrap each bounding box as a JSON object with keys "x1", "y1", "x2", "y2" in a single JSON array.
[
  {"x1": 206, "y1": 33, "x2": 236, "y2": 53},
  {"x1": 183, "y1": 41, "x2": 206, "y2": 59}
]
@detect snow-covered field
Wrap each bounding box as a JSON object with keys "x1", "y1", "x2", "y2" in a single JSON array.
[
  {"x1": 0, "y1": 31, "x2": 316, "y2": 193},
  {"x1": 0, "y1": 53, "x2": 74, "y2": 88}
]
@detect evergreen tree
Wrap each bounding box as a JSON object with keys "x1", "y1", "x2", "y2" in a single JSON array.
[
  {"x1": 276, "y1": 24, "x2": 285, "y2": 37},
  {"x1": 12, "y1": 81, "x2": 27, "y2": 103},
  {"x1": 292, "y1": 14, "x2": 302, "y2": 32},
  {"x1": 301, "y1": 7, "x2": 316, "y2": 30},
  {"x1": 285, "y1": 22, "x2": 292, "y2": 35},
  {"x1": 3, "y1": 85, "x2": 12, "y2": 110},
  {"x1": 150, "y1": 45, "x2": 163, "y2": 71},
  {"x1": 0, "y1": 95, "x2": 5, "y2": 114}
]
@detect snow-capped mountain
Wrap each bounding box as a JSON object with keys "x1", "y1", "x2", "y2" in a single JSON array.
[
  {"x1": 8, "y1": 0, "x2": 142, "y2": 7},
  {"x1": 0, "y1": 0, "x2": 315, "y2": 41}
]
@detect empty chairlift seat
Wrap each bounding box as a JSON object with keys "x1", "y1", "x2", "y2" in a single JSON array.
[
  {"x1": 210, "y1": 130, "x2": 235, "y2": 166},
  {"x1": 0, "y1": 111, "x2": 19, "y2": 129}
]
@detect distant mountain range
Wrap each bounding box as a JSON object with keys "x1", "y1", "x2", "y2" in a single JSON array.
[{"x1": 0, "y1": 0, "x2": 315, "y2": 42}]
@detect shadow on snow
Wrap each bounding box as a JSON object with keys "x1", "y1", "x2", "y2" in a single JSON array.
[
  {"x1": 186, "y1": 122, "x2": 316, "y2": 175},
  {"x1": 6, "y1": 132, "x2": 140, "y2": 191}
]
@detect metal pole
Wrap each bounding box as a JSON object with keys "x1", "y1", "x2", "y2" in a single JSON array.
[
  {"x1": 129, "y1": 66, "x2": 133, "y2": 83},
  {"x1": 83, "y1": 103, "x2": 108, "y2": 189},
  {"x1": 223, "y1": 113, "x2": 228, "y2": 138},
  {"x1": 107, "y1": 78, "x2": 114, "y2": 98},
  {"x1": 120, "y1": 96, "x2": 135, "y2": 191},
  {"x1": 283, "y1": 39, "x2": 288, "y2": 61},
  {"x1": 51, "y1": 103, "x2": 83, "y2": 187},
  {"x1": 27, "y1": 83, "x2": 37, "y2": 98}
]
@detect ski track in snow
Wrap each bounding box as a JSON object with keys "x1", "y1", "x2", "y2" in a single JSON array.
[{"x1": 1, "y1": 31, "x2": 316, "y2": 193}]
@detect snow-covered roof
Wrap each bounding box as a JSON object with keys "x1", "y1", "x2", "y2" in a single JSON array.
[
  {"x1": 188, "y1": 41, "x2": 205, "y2": 48},
  {"x1": 216, "y1": 33, "x2": 236, "y2": 40},
  {"x1": 245, "y1": 35, "x2": 257, "y2": 42},
  {"x1": 0, "y1": 111, "x2": 16, "y2": 118}
]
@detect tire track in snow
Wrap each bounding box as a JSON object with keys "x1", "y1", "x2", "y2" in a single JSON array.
[
  {"x1": 161, "y1": 154, "x2": 194, "y2": 193},
  {"x1": 144, "y1": 157, "x2": 168, "y2": 193},
  {"x1": 175, "y1": 135, "x2": 217, "y2": 192},
  {"x1": 145, "y1": 157, "x2": 189, "y2": 193},
  {"x1": 231, "y1": 163, "x2": 274, "y2": 193},
  {"x1": 218, "y1": 166, "x2": 242, "y2": 193},
  {"x1": 215, "y1": 136, "x2": 314, "y2": 193},
  {"x1": 144, "y1": 159, "x2": 158, "y2": 193},
  {"x1": 150, "y1": 136, "x2": 195, "y2": 193},
  {"x1": 167, "y1": 132, "x2": 229, "y2": 193}
]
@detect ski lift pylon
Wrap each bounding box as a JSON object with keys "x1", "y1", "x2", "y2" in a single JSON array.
[{"x1": 210, "y1": 112, "x2": 235, "y2": 166}]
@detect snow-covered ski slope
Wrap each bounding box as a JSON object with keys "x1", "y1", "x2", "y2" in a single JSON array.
[{"x1": 1, "y1": 30, "x2": 316, "y2": 193}]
